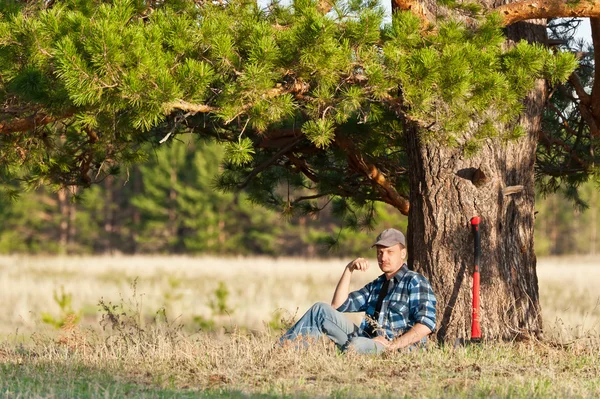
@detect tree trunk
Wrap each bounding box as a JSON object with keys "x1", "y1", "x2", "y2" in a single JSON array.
[
  {"x1": 68, "y1": 186, "x2": 78, "y2": 253},
  {"x1": 57, "y1": 189, "x2": 69, "y2": 255},
  {"x1": 406, "y1": 15, "x2": 547, "y2": 342},
  {"x1": 132, "y1": 167, "x2": 142, "y2": 254},
  {"x1": 103, "y1": 176, "x2": 114, "y2": 254},
  {"x1": 548, "y1": 194, "x2": 558, "y2": 255},
  {"x1": 591, "y1": 188, "x2": 597, "y2": 255}
]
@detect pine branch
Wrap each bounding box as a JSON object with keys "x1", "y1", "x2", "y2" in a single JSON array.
[
  {"x1": 0, "y1": 112, "x2": 73, "y2": 135},
  {"x1": 164, "y1": 100, "x2": 217, "y2": 114},
  {"x1": 258, "y1": 129, "x2": 304, "y2": 149},
  {"x1": 546, "y1": 101, "x2": 581, "y2": 138},
  {"x1": 495, "y1": 0, "x2": 600, "y2": 26},
  {"x1": 538, "y1": 129, "x2": 588, "y2": 169},
  {"x1": 334, "y1": 135, "x2": 410, "y2": 215},
  {"x1": 579, "y1": 103, "x2": 600, "y2": 138},
  {"x1": 237, "y1": 137, "x2": 304, "y2": 189},
  {"x1": 590, "y1": 18, "x2": 600, "y2": 119},
  {"x1": 165, "y1": 83, "x2": 309, "y2": 122},
  {"x1": 287, "y1": 153, "x2": 320, "y2": 184},
  {"x1": 392, "y1": 0, "x2": 435, "y2": 25}
]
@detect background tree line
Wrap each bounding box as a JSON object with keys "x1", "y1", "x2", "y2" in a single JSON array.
[
  {"x1": 0, "y1": 136, "x2": 409, "y2": 257},
  {"x1": 0, "y1": 135, "x2": 595, "y2": 257}
]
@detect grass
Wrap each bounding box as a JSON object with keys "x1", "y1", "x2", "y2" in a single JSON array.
[
  {"x1": 2, "y1": 327, "x2": 600, "y2": 398},
  {"x1": 1, "y1": 255, "x2": 600, "y2": 398}
]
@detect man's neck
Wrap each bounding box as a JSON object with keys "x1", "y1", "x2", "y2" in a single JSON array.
[{"x1": 384, "y1": 263, "x2": 406, "y2": 280}]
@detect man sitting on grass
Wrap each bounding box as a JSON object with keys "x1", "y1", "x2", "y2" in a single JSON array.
[{"x1": 280, "y1": 228, "x2": 437, "y2": 354}]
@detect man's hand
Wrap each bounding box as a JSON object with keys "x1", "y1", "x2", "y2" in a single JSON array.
[
  {"x1": 348, "y1": 257, "x2": 370, "y2": 272},
  {"x1": 332, "y1": 257, "x2": 369, "y2": 309},
  {"x1": 372, "y1": 336, "x2": 390, "y2": 349},
  {"x1": 388, "y1": 323, "x2": 432, "y2": 350}
]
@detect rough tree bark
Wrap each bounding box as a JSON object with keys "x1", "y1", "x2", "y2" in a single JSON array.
[{"x1": 406, "y1": 1, "x2": 547, "y2": 342}]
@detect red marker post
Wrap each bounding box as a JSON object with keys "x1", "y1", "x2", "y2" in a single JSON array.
[{"x1": 470, "y1": 216, "x2": 482, "y2": 343}]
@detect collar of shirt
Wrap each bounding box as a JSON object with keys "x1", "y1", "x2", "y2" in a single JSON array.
[{"x1": 379, "y1": 263, "x2": 409, "y2": 284}]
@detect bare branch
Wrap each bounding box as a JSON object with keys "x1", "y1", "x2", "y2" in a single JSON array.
[
  {"x1": 496, "y1": 0, "x2": 600, "y2": 26},
  {"x1": 568, "y1": 72, "x2": 592, "y2": 106},
  {"x1": 391, "y1": 0, "x2": 434, "y2": 27},
  {"x1": 164, "y1": 99, "x2": 217, "y2": 114},
  {"x1": 0, "y1": 112, "x2": 73, "y2": 135},
  {"x1": 287, "y1": 153, "x2": 320, "y2": 184},
  {"x1": 165, "y1": 81, "x2": 310, "y2": 121},
  {"x1": 590, "y1": 18, "x2": 600, "y2": 118},
  {"x1": 335, "y1": 135, "x2": 410, "y2": 215}
]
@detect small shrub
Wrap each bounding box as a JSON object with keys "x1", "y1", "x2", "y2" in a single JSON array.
[
  {"x1": 41, "y1": 286, "x2": 81, "y2": 329},
  {"x1": 209, "y1": 281, "x2": 233, "y2": 316},
  {"x1": 98, "y1": 279, "x2": 184, "y2": 351},
  {"x1": 193, "y1": 315, "x2": 216, "y2": 332},
  {"x1": 266, "y1": 308, "x2": 297, "y2": 331}
]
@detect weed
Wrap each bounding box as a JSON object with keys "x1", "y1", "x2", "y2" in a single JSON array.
[
  {"x1": 97, "y1": 279, "x2": 184, "y2": 353},
  {"x1": 163, "y1": 276, "x2": 184, "y2": 307},
  {"x1": 266, "y1": 308, "x2": 297, "y2": 332},
  {"x1": 41, "y1": 286, "x2": 81, "y2": 329},
  {"x1": 209, "y1": 281, "x2": 233, "y2": 317},
  {"x1": 193, "y1": 315, "x2": 216, "y2": 332}
]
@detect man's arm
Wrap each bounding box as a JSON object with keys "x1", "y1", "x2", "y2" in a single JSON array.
[
  {"x1": 331, "y1": 258, "x2": 369, "y2": 309},
  {"x1": 374, "y1": 323, "x2": 432, "y2": 350}
]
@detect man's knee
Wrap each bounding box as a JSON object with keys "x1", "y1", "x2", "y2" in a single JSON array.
[{"x1": 310, "y1": 301, "x2": 334, "y2": 314}]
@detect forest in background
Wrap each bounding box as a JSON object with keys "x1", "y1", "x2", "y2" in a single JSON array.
[{"x1": 0, "y1": 136, "x2": 595, "y2": 257}]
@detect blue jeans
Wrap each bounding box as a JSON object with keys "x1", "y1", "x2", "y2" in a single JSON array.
[{"x1": 279, "y1": 302, "x2": 386, "y2": 354}]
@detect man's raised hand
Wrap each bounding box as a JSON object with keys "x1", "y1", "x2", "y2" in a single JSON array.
[{"x1": 348, "y1": 257, "x2": 369, "y2": 272}]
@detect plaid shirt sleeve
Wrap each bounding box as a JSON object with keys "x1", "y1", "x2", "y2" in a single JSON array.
[
  {"x1": 408, "y1": 274, "x2": 437, "y2": 332},
  {"x1": 335, "y1": 281, "x2": 373, "y2": 313}
]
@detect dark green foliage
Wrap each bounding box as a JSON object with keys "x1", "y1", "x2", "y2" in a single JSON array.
[{"x1": 536, "y1": 18, "x2": 600, "y2": 208}]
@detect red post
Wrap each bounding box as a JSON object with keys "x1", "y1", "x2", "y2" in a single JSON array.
[{"x1": 470, "y1": 216, "x2": 482, "y2": 342}]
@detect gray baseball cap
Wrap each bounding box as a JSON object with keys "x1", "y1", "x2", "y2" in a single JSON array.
[{"x1": 371, "y1": 228, "x2": 406, "y2": 248}]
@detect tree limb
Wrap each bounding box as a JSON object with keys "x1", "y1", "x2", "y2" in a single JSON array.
[
  {"x1": 165, "y1": 81, "x2": 310, "y2": 120},
  {"x1": 546, "y1": 101, "x2": 581, "y2": 137},
  {"x1": 164, "y1": 99, "x2": 217, "y2": 114},
  {"x1": 335, "y1": 135, "x2": 410, "y2": 215},
  {"x1": 578, "y1": 102, "x2": 600, "y2": 138},
  {"x1": 568, "y1": 72, "x2": 591, "y2": 106},
  {"x1": 287, "y1": 153, "x2": 320, "y2": 184},
  {"x1": 590, "y1": 18, "x2": 600, "y2": 118},
  {"x1": 0, "y1": 112, "x2": 73, "y2": 135},
  {"x1": 391, "y1": 0, "x2": 434, "y2": 28},
  {"x1": 237, "y1": 137, "x2": 304, "y2": 189},
  {"x1": 495, "y1": 0, "x2": 600, "y2": 26},
  {"x1": 538, "y1": 129, "x2": 587, "y2": 169}
]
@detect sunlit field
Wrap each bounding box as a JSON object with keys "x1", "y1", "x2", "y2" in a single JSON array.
[
  {"x1": 1, "y1": 255, "x2": 599, "y2": 338},
  {"x1": 1, "y1": 255, "x2": 599, "y2": 398}
]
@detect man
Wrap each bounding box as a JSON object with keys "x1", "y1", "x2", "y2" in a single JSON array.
[{"x1": 280, "y1": 228, "x2": 437, "y2": 354}]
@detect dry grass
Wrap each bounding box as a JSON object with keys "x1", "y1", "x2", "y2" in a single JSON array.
[
  {"x1": 0, "y1": 255, "x2": 378, "y2": 336},
  {"x1": 1, "y1": 321, "x2": 600, "y2": 398},
  {"x1": 1, "y1": 255, "x2": 600, "y2": 398},
  {"x1": 1, "y1": 255, "x2": 598, "y2": 338},
  {"x1": 536, "y1": 256, "x2": 600, "y2": 340}
]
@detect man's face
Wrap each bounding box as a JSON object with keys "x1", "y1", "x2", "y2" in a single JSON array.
[{"x1": 376, "y1": 244, "x2": 406, "y2": 274}]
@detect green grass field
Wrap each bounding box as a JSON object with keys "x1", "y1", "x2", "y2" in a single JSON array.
[{"x1": 1, "y1": 255, "x2": 599, "y2": 398}]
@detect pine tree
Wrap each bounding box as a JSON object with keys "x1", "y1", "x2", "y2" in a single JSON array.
[{"x1": 1, "y1": 0, "x2": 599, "y2": 341}]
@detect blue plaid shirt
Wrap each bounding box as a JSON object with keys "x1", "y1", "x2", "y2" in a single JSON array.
[{"x1": 336, "y1": 264, "x2": 437, "y2": 340}]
